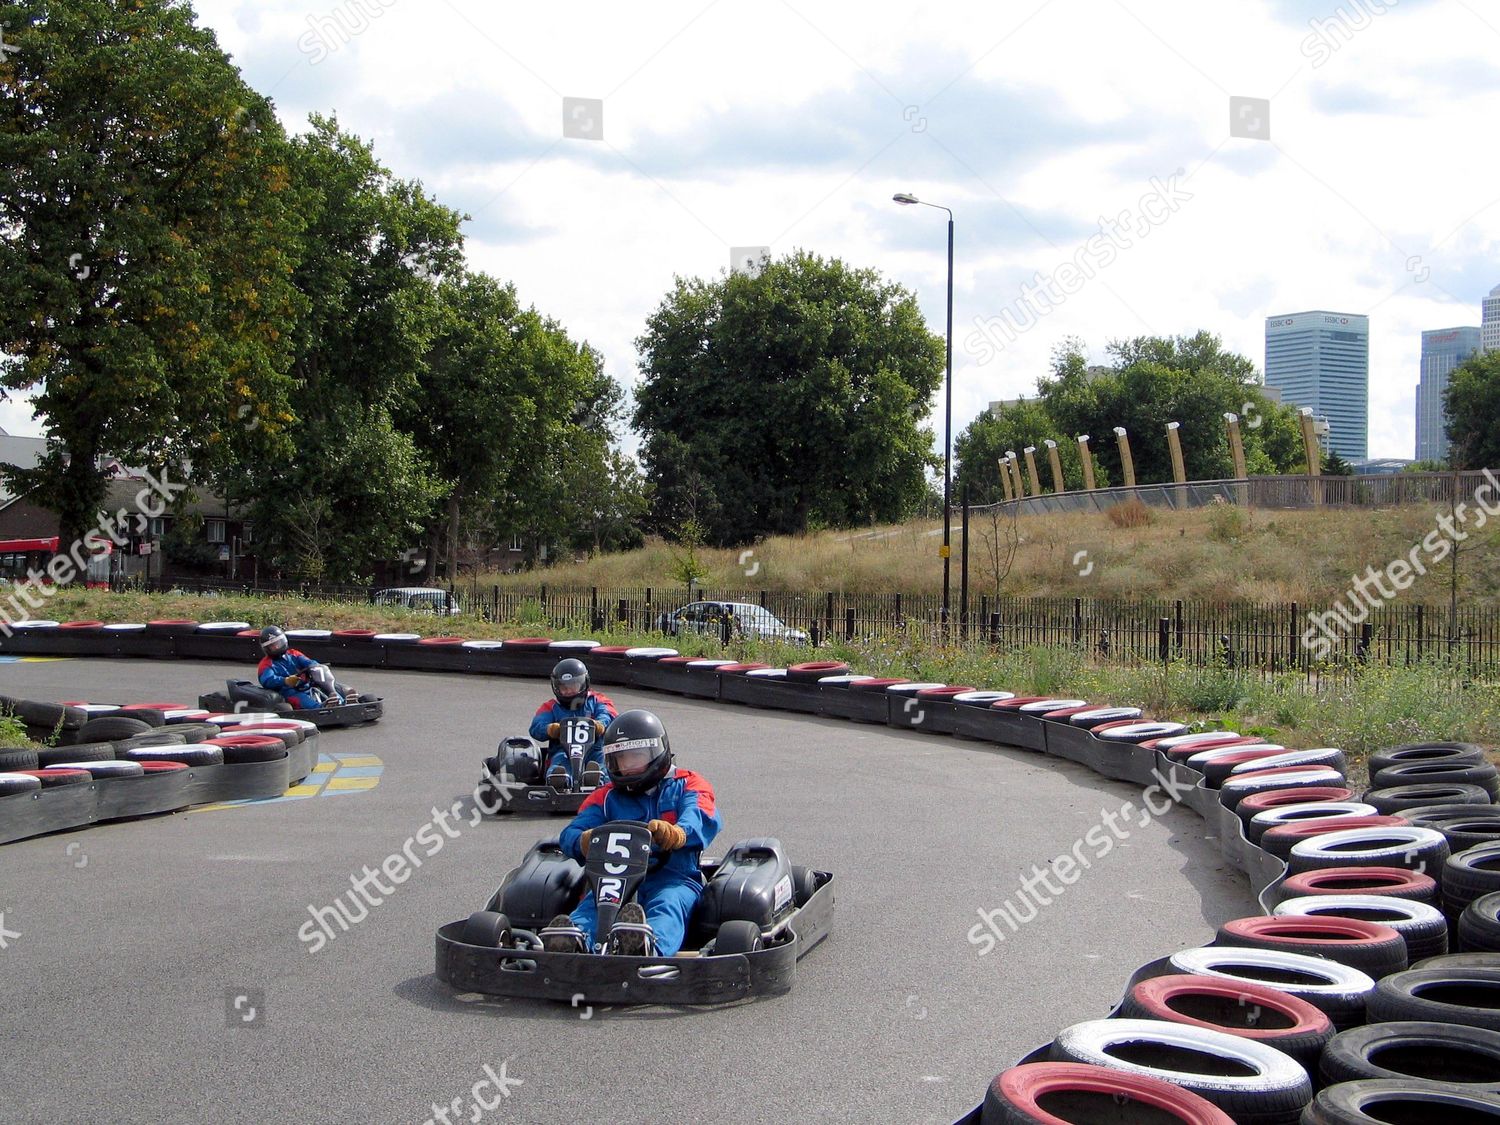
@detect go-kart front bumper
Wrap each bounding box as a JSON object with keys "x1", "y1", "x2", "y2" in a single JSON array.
[{"x1": 434, "y1": 877, "x2": 835, "y2": 1005}]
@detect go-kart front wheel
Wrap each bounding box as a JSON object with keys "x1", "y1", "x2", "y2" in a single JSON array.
[
  {"x1": 460, "y1": 910, "x2": 513, "y2": 948},
  {"x1": 713, "y1": 919, "x2": 763, "y2": 956}
]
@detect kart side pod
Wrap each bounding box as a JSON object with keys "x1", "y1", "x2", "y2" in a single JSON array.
[
  {"x1": 694, "y1": 837, "x2": 795, "y2": 937},
  {"x1": 490, "y1": 837, "x2": 585, "y2": 929}
]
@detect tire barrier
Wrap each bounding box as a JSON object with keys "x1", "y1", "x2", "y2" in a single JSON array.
[
  {"x1": 0, "y1": 684, "x2": 320, "y2": 845},
  {"x1": 4, "y1": 620, "x2": 1497, "y2": 1122}
]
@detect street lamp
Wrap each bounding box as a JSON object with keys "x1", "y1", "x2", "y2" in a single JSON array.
[{"x1": 893, "y1": 191, "x2": 954, "y2": 627}]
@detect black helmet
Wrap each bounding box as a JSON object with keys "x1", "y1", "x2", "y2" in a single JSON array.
[
  {"x1": 259, "y1": 625, "x2": 289, "y2": 658},
  {"x1": 603, "y1": 710, "x2": 673, "y2": 795},
  {"x1": 550, "y1": 658, "x2": 590, "y2": 709}
]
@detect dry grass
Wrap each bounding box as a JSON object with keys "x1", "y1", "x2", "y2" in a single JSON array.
[{"x1": 480, "y1": 502, "x2": 1500, "y2": 605}]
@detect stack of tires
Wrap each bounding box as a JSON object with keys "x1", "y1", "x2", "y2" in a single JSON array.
[
  {"x1": 974, "y1": 739, "x2": 1500, "y2": 1124},
  {"x1": 0, "y1": 697, "x2": 317, "y2": 842}
]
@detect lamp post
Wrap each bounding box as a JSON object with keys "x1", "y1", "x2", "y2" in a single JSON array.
[{"x1": 893, "y1": 192, "x2": 954, "y2": 627}]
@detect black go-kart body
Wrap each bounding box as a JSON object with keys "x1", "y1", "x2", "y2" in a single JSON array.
[
  {"x1": 477, "y1": 720, "x2": 601, "y2": 816},
  {"x1": 197, "y1": 677, "x2": 384, "y2": 729},
  {"x1": 435, "y1": 825, "x2": 835, "y2": 1004}
]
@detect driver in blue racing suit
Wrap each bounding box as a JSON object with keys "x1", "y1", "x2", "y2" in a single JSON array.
[
  {"x1": 529, "y1": 658, "x2": 617, "y2": 790},
  {"x1": 255, "y1": 625, "x2": 354, "y2": 708},
  {"x1": 543, "y1": 710, "x2": 720, "y2": 957}
]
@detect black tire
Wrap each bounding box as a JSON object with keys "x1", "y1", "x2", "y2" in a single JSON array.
[
  {"x1": 78, "y1": 715, "x2": 153, "y2": 742},
  {"x1": 0, "y1": 773, "x2": 41, "y2": 794},
  {"x1": 121, "y1": 731, "x2": 188, "y2": 749},
  {"x1": 218, "y1": 742, "x2": 287, "y2": 765},
  {"x1": 1287, "y1": 826, "x2": 1449, "y2": 878},
  {"x1": 1445, "y1": 845, "x2": 1500, "y2": 918},
  {"x1": 1369, "y1": 742, "x2": 1487, "y2": 774},
  {"x1": 115, "y1": 707, "x2": 167, "y2": 728},
  {"x1": 1367, "y1": 967, "x2": 1500, "y2": 1032},
  {"x1": 13, "y1": 699, "x2": 87, "y2": 731},
  {"x1": 0, "y1": 748, "x2": 40, "y2": 771},
  {"x1": 1365, "y1": 783, "x2": 1493, "y2": 815},
  {"x1": 791, "y1": 865, "x2": 819, "y2": 908},
  {"x1": 1460, "y1": 893, "x2": 1500, "y2": 954},
  {"x1": 35, "y1": 743, "x2": 115, "y2": 767},
  {"x1": 1414, "y1": 953, "x2": 1500, "y2": 971},
  {"x1": 713, "y1": 920, "x2": 764, "y2": 956},
  {"x1": 30, "y1": 768, "x2": 91, "y2": 787},
  {"x1": 1374, "y1": 760, "x2": 1500, "y2": 799},
  {"x1": 1303, "y1": 1079, "x2": 1500, "y2": 1124},
  {"x1": 1047, "y1": 1019, "x2": 1311, "y2": 1125},
  {"x1": 459, "y1": 910, "x2": 512, "y2": 948},
  {"x1": 1319, "y1": 1021, "x2": 1500, "y2": 1090}
]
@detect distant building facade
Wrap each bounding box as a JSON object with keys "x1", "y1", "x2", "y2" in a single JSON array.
[
  {"x1": 1414, "y1": 326, "x2": 1481, "y2": 462},
  {"x1": 1265, "y1": 311, "x2": 1369, "y2": 460}
]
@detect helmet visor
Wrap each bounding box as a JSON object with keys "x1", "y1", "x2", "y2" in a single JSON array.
[
  {"x1": 605, "y1": 739, "x2": 659, "y2": 779},
  {"x1": 555, "y1": 678, "x2": 585, "y2": 700}
]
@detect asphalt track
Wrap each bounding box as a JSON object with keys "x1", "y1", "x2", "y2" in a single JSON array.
[{"x1": 1, "y1": 659, "x2": 1256, "y2": 1124}]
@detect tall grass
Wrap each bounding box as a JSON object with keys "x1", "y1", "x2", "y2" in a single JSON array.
[{"x1": 472, "y1": 503, "x2": 1499, "y2": 606}]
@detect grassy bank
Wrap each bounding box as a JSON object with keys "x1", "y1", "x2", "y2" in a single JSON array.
[
  {"x1": 478, "y1": 502, "x2": 1500, "y2": 606},
  {"x1": 23, "y1": 589, "x2": 1498, "y2": 780}
]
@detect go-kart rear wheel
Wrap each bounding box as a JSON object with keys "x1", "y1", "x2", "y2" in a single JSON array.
[
  {"x1": 714, "y1": 919, "x2": 763, "y2": 956},
  {"x1": 460, "y1": 910, "x2": 513, "y2": 948},
  {"x1": 791, "y1": 865, "x2": 819, "y2": 908}
]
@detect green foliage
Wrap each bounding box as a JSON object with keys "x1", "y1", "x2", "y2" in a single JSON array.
[
  {"x1": 1205, "y1": 497, "x2": 1249, "y2": 542},
  {"x1": 0, "y1": 711, "x2": 32, "y2": 748},
  {"x1": 954, "y1": 398, "x2": 1083, "y2": 501},
  {"x1": 162, "y1": 512, "x2": 220, "y2": 570},
  {"x1": 1323, "y1": 450, "x2": 1354, "y2": 476},
  {"x1": 667, "y1": 518, "x2": 712, "y2": 587},
  {"x1": 0, "y1": 0, "x2": 304, "y2": 549},
  {"x1": 1445, "y1": 350, "x2": 1500, "y2": 470},
  {"x1": 633, "y1": 251, "x2": 944, "y2": 544}
]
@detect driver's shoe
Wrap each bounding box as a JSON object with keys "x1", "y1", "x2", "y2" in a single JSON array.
[
  {"x1": 581, "y1": 762, "x2": 602, "y2": 789},
  {"x1": 540, "y1": 914, "x2": 585, "y2": 953},
  {"x1": 610, "y1": 903, "x2": 655, "y2": 956},
  {"x1": 546, "y1": 764, "x2": 571, "y2": 791}
]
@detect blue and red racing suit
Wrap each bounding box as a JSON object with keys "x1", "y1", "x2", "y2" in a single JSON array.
[
  {"x1": 258, "y1": 649, "x2": 330, "y2": 710},
  {"x1": 528, "y1": 692, "x2": 617, "y2": 780},
  {"x1": 558, "y1": 768, "x2": 720, "y2": 956}
]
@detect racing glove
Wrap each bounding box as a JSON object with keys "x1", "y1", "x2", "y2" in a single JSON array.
[
  {"x1": 546, "y1": 722, "x2": 560, "y2": 739},
  {"x1": 579, "y1": 829, "x2": 593, "y2": 857},
  {"x1": 648, "y1": 819, "x2": 686, "y2": 851},
  {"x1": 593, "y1": 719, "x2": 606, "y2": 736},
  {"x1": 283, "y1": 675, "x2": 300, "y2": 688}
]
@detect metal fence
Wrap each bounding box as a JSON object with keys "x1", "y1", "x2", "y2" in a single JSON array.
[
  {"x1": 136, "y1": 575, "x2": 1500, "y2": 676},
  {"x1": 994, "y1": 471, "x2": 1496, "y2": 517}
]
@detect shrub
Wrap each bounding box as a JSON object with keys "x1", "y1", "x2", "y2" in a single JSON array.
[{"x1": 1105, "y1": 498, "x2": 1154, "y2": 528}]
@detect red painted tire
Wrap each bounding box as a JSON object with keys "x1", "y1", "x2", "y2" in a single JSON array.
[
  {"x1": 15, "y1": 768, "x2": 92, "y2": 788},
  {"x1": 715, "y1": 663, "x2": 771, "y2": 674},
  {"x1": 586, "y1": 645, "x2": 632, "y2": 656},
  {"x1": 203, "y1": 734, "x2": 288, "y2": 764},
  {"x1": 1217, "y1": 914, "x2": 1408, "y2": 978},
  {"x1": 982, "y1": 1062, "x2": 1234, "y2": 1125},
  {"x1": 501, "y1": 637, "x2": 555, "y2": 650},
  {"x1": 417, "y1": 636, "x2": 466, "y2": 645},
  {"x1": 849, "y1": 677, "x2": 910, "y2": 691},
  {"x1": 1118, "y1": 975, "x2": 1333, "y2": 1069},
  {"x1": 332, "y1": 629, "x2": 377, "y2": 640},
  {"x1": 1277, "y1": 866, "x2": 1440, "y2": 907},
  {"x1": 1261, "y1": 815, "x2": 1412, "y2": 860},
  {"x1": 1237, "y1": 787, "x2": 1358, "y2": 823},
  {"x1": 1219, "y1": 766, "x2": 1348, "y2": 810},
  {"x1": 992, "y1": 696, "x2": 1049, "y2": 710},
  {"x1": 60, "y1": 620, "x2": 104, "y2": 630},
  {"x1": 786, "y1": 661, "x2": 851, "y2": 682},
  {"x1": 236, "y1": 628, "x2": 259, "y2": 637},
  {"x1": 1157, "y1": 735, "x2": 1271, "y2": 759},
  {"x1": 1193, "y1": 747, "x2": 1292, "y2": 787},
  {"x1": 138, "y1": 761, "x2": 189, "y2": 773},
  {"x1": 916, "y1": 685, "x2": 977, "y2": 700},
  {"x1": 121, "y1": 701, "x2": 188, "y2": 712}
]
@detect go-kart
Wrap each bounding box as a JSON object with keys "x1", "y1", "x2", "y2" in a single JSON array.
[
  {"x1": 435, "y1": 820, "x2": 835, "y2": 1004},
  {"x1": 477, "y1": 717, "x2": 601, "y2": 816},
  {"x1": 197, "y1": 665, "x2": 383, "y2": 729}
]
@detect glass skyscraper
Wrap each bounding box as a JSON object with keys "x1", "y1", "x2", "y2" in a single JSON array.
[
  {"x1": 1415, "y1": 327, "x2": 1481, "y2": 462},
  {"x1": 1264, "y1": 311, "x2": 1369, "y2": 460},
  {"x1": 1484, "y1": 283, "x2": 1500, "y2": 353}
]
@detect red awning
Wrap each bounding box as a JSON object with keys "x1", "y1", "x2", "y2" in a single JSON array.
[{"x1": 0, "y1": 536, "x2": 59, "y2": 552}]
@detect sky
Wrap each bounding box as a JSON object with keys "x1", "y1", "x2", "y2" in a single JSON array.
[{"x1": 7, "y1": 0, "x2": 1498, "y2": 462}]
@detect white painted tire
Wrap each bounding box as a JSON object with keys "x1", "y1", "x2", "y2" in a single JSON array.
[
  {"x1": 1275, "y1": 894, "x2": 1449, "y2": 961},
  {"x1": 50, "y1": 760, "x2": 146, "y2": 778},
  {"x1": 745, "y1": 667, "x2": 787, "y2": 678},
  {"x1": 1155, "y1": 731, "x2": 1243, "y2": 750},
  {"x1": 102, "y1": 623, "x2": 147, "y2": 632},
  {"x1": 886, "y1": 682, "x2": 949, "y2": 695},
  {"x1": 1169, "y1": 945, "x2": 1375, "y2": 1025},
  {"x1": 372, "y1": 632, "x2": 421, "y2": 643},
  {"x1": 1288, "y1": 825, "x2": 1449, "y2": 875},
  {"x1": 816, "y1": 673, "x2": 874, "y2": 684},
  {"x1": 624, "y1": 646, "x2": 678, "y2": 659},
  {"x1": 951, "y1": 690, "x2": 1015, "y2": 704},
  {"x1": 460, "y1": 640, "x2": 506, "y2": 650},
  {"x1": 1016, "y1": 697, "x2": 1087, "y2": 712},
  {"x1": 1097, "y1": 721, "x2": 1190, "y2": 742},
  {"x1": 1229, "y1": 749, "x2": 1347, "y2": 775},
  {"x1": 1049, "y1": 1018, "x2": 1312, "y2": 1110},
  {"x1": 196, "y1": 621, "x2": 252, "y2": 632}
]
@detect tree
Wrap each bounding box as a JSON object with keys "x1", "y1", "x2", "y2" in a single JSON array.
[
  {"x1": 954, "y1": 398, "x2": 1084, "y2": 502},
  {"x1": 0, "y1": 0, "x2": 303, "y2": 554},
  {"x1": 1038, "y1": 333, "x2": 1304, "y2": 485},
  {"x1": 1445, "y1": 350, "x2": 1500, "y2": 470},
  {"x1": 233, "y1": 117, "x2": 463, "y2": 581},
  {"x1": 633, "y1": 251, "x2": 943, "y2": 544}
]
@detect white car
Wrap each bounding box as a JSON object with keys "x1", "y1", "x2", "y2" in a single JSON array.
[
  {"x1": 373, "y1": 587, "x2": 461, "y2": 616},
  {"x1": 656, "y1": 600, "x2": 809, "y2": 643}
]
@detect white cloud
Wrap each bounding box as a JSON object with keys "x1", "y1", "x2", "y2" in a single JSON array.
[{"x1": 19, "y1": 0, "x2": 1500, "y2": 462}]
